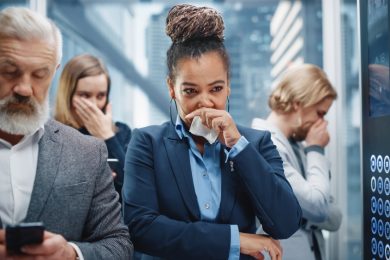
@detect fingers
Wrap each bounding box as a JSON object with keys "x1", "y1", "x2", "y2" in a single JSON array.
[
  {"x1": 240, "y1": 233, "x2": 282, "y2": 260},
  {"x1": 0, "y1": 230, "x2": 4, "y2": 243},
  {"x1": 15, "y1": 232, "x2": 75, "y2": 260},
  {"x1": 253, "y1": 251, "x2": 265, "y2": 260},
  {"x1": 73, "y1": 98, "x2": 114, "y2": 139},
  {"x1": 0, "y1": 230, "x2": 5, "y2": 260},
  {"x1": 21, "y1": 231, "x2": 60, "y2": 256},
  {"x1": 272, "y1": 239, "x2": 282, "y2": 260},
  {"x1": 264, "y1": 243, "x2": 281, "y2": 260},
  {"x1": 185, "y1": 108, "x2": 230, "y2": 129},
  {"x1": 73, "y1": 97, "x2": 99, "y2": 113},
  {"x1": 257, "y1": 235, "x2": 282, "y2": 260},
  {"x1": 185, "y1": 107, "x2": 240, "y2": 147},
  {"x1": 211, "y1": 117, "x2": 224, "y2": 132},
  {"x1": 267, "y1": 245, "x2": 277, "y2": 260},
  {"x1": 73, "y1": 99, "x2": 90, "y2": 123},
  {"x1": 312, "y1": 118, "x2": 328, "y2": 130},
  {"x1": 73, "y1": 98, "x2": 95, "y2": 123},
  {"x1": 73, "y1": 97, "x2": 103, "y2": 121}
]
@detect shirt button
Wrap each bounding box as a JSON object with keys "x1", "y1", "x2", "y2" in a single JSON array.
[
  {"x1": 204, "y1": 203, "x2": 210, "y2": 209},
  {"x1": 202, "y1": 172, "x2": 207, "y2": 177}
]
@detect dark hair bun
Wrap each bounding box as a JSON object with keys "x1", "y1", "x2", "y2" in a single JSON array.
[{"x1": 166, "y1": 4, "x2": 224, "y2": 43}]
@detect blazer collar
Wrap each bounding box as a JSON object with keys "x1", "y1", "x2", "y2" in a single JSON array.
[
  {"x1": 163, "y1": 125, "x2": 201, "y2": 220},
  {"x1": 25, "y1": 120, "x2": 63, "y2": 222}
]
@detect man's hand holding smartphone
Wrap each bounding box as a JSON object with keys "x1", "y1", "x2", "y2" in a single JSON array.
[
  {"x1": 6, "y1": 222, "x2": 44, "y2": 255},
  {"x1": 0, "y1": 226, "x2": 77, "y2": 260}
]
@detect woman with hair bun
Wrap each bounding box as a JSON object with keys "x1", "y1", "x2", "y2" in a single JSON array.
[{"x1": 123, "y1": 4, "x2": 301, "y2": 260}]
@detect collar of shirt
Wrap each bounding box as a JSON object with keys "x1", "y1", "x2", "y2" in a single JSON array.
[
  {"x1": 0, "y1": 125, "x2": 45, "y2": 148},
  {"x1": 174, "y1": 116, "x2": 189, "y2": 140}
]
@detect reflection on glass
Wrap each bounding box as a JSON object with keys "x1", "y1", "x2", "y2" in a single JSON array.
[
  {"x1": 0, "y1": 0, "x2": 26, "y2": 10},
  {"x1": 368, "y1": 0, "x2": 389, "y2": 118},
  {"x1": 369, "y1": 64, "x2": 390, "y2": 117}
]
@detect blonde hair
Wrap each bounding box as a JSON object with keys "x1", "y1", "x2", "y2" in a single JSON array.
[
  {"x1": 269, "y1": 64, "x2": 337, "y2": 113},
  {"x1": 54, "y1": 54, "x2": 111, "y2": 128},
  {"x1": 0, "y1": 7, "x2": 62, "y2": 63}
]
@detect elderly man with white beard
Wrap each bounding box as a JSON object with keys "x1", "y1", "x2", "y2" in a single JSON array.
[{"x1": 0, "y1": 7, "x2": 132, "y2": 260}]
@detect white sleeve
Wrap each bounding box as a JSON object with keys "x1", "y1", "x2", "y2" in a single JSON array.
[{"x1": 68, "y1": 242, "x2": 84, "y2": 260}]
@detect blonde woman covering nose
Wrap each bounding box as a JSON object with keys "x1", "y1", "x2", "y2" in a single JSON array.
[{"x1": 55, "y1": 54, "x2": 131, "y2": 200}]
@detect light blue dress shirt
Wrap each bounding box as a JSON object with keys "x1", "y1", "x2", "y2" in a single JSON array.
[{"x1": 175, "y1": 117, "x2": 249, "y2": 259}]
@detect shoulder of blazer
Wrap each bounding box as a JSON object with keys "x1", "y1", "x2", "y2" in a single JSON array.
[
  {"x1": 43, "y1": 119, "x2": 105, "y2": 150},
  {"x1": 238, "y1": 124, "x2": 268, "y2": 142},
  {"x1": 135, "y1": 121, "x2": 178, "y2": 141}
]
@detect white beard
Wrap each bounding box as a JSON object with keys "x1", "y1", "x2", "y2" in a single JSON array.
[{"x1": 0, "y1": 94, "x2": 49, "y2": 135}]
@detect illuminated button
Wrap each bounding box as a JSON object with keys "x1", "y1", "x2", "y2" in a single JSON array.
[
  {"x1": 379, "y1": 241, "x2": 384, "y2": 258},
  {"x1": 204, "y1": 203, "x2": 210, "y2": 209},
  {"x1": 378, "y1": 177, "x2": 384, "y2": 194},
  {"x1": 385, "y1": 244, "x2": 390, "y2": 260},
  {"x1": 378, "y1": 155, "x2": 384, "y2": 173},
  {"x1": 379, "y1": 219, "x2": 384, "y2": 237},
  {"x1": 372, "y1": 196, "x2": 378, "y2": 214},
  {"x1": 386, "y1": 200, "x2": 390, "y2": 218},
  {"x1": 372, "y1": 155, "x2": 377, "y2": 172},
  {"x1": 372, "y1": 217, "x2": 378, "y2": 235},
  {"x1": 372, "y1": 237, "x2": 378, "y2": 255},
  {"x1": 385, "y1": 156, "x2": 390, "y2": 173},
  {"x1": 379, "y1": 198, "x2": 384, "y2": 216},
  {"x1": 385, "y1": 222, "x2": 390, "y2": 240},
  {"x1": 372, "y1": 177, "x2": 377, "y2": 192},
  {"x1": 385, "y1": 178, "x2": 390, "y2": 195}
]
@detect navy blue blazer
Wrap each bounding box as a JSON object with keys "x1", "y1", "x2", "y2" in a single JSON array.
[{"x1": 123, "y1": 122, "x2": 301, "y2": 260}]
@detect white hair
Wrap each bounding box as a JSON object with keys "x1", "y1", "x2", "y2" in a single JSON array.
[{"x1": 0, "y1": 7, "x2": 62, "y2": 64}]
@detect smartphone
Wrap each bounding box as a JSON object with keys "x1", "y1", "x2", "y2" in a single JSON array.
[
  {"x1": 107, "y1": 158, "x2": 119, "y2": 170},
  {"x1": 6, "y1": 222, "x2": 45, "y2": 255}
]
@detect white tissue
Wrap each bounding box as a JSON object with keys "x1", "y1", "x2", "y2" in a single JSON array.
[{"x1": 189, "y1": 116, "x2": 219, "y2": 144}]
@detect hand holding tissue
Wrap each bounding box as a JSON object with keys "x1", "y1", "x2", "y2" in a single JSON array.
[{"x1": 189, "y1": 116, "x2": 219, "y2": 144}]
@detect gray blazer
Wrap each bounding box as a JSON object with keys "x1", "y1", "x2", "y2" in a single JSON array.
[{"x1": 21, "y1": 120, "x2": 132, "y2": 259}]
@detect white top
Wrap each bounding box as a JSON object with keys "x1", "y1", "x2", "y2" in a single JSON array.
[{"x1": 0, "y1": 127, "x2": 44, "y2": 226}]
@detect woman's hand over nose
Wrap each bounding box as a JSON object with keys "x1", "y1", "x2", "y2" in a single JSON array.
[{"x1": 185, "y1": 108, "x2": 241, "y2": 147}]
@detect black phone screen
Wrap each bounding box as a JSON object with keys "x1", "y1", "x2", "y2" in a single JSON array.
[{"x1": 6, "y1": 222, "x2": 44, "y2": 255}]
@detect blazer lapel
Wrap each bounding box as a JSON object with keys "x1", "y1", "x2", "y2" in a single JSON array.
[
  {"x1": 25, "y1": 121, "x2": 62, "y2": 222},
  {"x1": 217, "y1": 146, "x2": 238, "y2": 222},
  {"x1": 163, "y1": 127, "x2": 200, "y2": 220}
]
